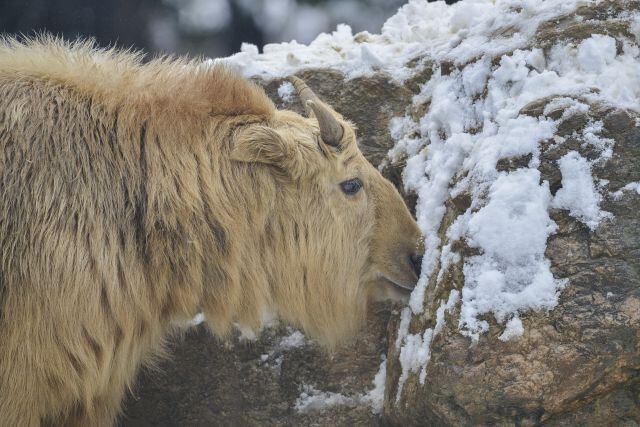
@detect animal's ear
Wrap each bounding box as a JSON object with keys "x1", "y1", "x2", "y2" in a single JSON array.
[{"x1": 230, "y1": 125, "x2": 305, "y2": 176}]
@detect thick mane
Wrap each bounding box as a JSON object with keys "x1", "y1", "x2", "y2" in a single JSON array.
[{"x1": 0, "y1": 35, "x2": 275, "y2": 122}]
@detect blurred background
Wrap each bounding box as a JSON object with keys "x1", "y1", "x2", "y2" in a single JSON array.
[{"x1": 0, "y1": 0, "x2": 456, "y2": 59}]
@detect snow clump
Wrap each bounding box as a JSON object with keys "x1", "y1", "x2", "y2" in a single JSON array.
[{"x1": 294, "y1": 356, "x2": 388, "y2": 414}]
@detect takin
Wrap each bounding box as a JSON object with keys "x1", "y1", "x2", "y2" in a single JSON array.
[{"x1": 0, "y1": 37, "x2": 423, "y2": 426}]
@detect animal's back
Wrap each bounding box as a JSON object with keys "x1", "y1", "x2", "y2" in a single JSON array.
[{"x1": 0, "y1": 42, "x2": 145, "y2": 300}]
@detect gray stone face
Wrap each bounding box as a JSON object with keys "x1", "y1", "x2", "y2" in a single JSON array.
[
  {"x1": 120, "y1": 304, "x2": 393, "y2": 426},
  {"x1": 121, "y1": 1, "x2": 639, "y2": 425},
  {"x1": 380, "y1": 1, "x2": 640, "y2": 423}
]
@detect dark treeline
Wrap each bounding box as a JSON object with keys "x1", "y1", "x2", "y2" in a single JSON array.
[{"x1": 0, "y1": 0, "x2": 459, "y2": 57}]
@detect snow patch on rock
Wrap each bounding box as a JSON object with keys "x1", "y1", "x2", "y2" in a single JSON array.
[
  {"x1": 552, "y1": 151, "x2": 612, "y2": 230},
  {"x1": 216, "y1": 0, "x2": 588, "y2": 82},
  {"x1": 499, "y1": 317, "x2": 525, "y2": 342},
  {"x1": 459, "y1": 170, "x2": 565, "y2": 341},
  {"x1": 612, "y1": 182, "x2": 640, "y2": 199},
  {"x1": 295, "y1": 385, "x2": 358, "y2": 413},
  {"x1": 277, "y1": 329, "x2": 307, "y2": 350},
  {"x1": 277, "y1": 81, "x2": 295, "y2": 103},
  {"x1": 294, "y1": 356, "x2": 388, "y2": 414},
  {"x1": 396, "y1": 290, "x2": 459, "y2": 401},
  {"x1": 382, "y1": 2, "x2": 639, "y2": 400}
]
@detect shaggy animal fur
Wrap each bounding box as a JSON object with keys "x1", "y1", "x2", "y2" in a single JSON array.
[{"x1": 0, "y1": 37, "x2": 422, "y2": 426}]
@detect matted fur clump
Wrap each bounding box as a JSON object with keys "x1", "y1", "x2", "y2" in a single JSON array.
[{"x1": 0, "y1": 37, "x2": 422, "y2": 426}]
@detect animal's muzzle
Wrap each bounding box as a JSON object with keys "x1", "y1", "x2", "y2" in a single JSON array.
[{"x1": 409, "y1": 253, "x2": 423, "y2": 277}]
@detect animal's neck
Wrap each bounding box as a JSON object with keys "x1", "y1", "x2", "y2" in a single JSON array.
[{"x1": 140, "y1": 121, "x2": 277, "y2": 336}]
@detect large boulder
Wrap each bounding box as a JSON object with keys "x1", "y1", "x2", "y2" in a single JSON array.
[
  {"x1": 122, "y1": 0, "x2": 639, "y2": 425},
  {"x1": 384, "y1": 103, "x2": 640, "y2": 426},
  {"x1": 381, "y1": 1, "x2": 640, "y2": 424}
]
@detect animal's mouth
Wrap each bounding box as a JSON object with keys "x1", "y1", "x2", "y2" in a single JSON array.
[{"x1": 381, "y1": 275, "x2": 415, "y2": 294}]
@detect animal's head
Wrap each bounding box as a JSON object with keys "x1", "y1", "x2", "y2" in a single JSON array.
[{"x1": 230, "y1": 77, "x2": 423, "y2": 347}]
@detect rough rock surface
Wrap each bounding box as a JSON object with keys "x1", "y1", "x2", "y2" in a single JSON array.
[
  {"x1": 381, "y1": 2, "x2": 640, "y2": 425},
  {"x1": 122, "y1": 1, "x2": 639, "y2": 425},
  {"x1": 120, "y1": 304, "x2": 393, "y2": 426},
  {"x1": 384, "y1": 104, "x2": 640, "y2": 426}
]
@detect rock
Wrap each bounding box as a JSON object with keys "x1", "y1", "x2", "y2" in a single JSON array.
[
  {"x1": 381, "y1": 4, "x2": 640, "y2": 426},
  {"x1": 119, "y1": 303, "x2": 393, "y2": 426}
]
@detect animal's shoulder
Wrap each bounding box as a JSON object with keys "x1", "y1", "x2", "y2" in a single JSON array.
[{"x1": 0, "y1": 36, "x2": 274, "y2": 120}]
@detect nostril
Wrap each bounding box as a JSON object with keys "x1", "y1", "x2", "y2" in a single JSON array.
[{"x1": 409, "y1": 254, "x2": 423, "y2": 276}]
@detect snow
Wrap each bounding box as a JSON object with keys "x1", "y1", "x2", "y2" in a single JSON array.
[
  {"x1": 237, "y1": 325, "x2": 258, "y2": 341},
  {"x1": 217, "y1": 0, "x2": 589, "y2": 82},
  {"x1": 580, "y1": 120, "x2": 615, "y2": 162},
  {"x1": 395, "y1": 307, "x2": 413, "y2": 351},
  {"x1": 294, "y1": 385, "x2": 357, "y2": 413},
  {"x1": 552, "y1": 152, "x2": 612, "y2": 230},
  {"x1": 612, "y1": 182, "x2": 640, "y2": 200},
  {"x1": 294, "y1": 357, "x2": 388, "y2": 414},
  {"x1": 277, "y1": 329, "x2": 307, "y2": 349},
  {"x1": 548, "y1": 36, "x2": 640, "y2": 111},
  {"x1": 190, "y1": 313, "x2": 205, "y2": 326},
  {"x1": 363, "y1": 359, "x2": 387, "y2": 414},
  {"x1": 388, "y1": 116, "x2": 422, "y2": 161},
  {"x1": 258, "y1": 327, "x2": 309, "y2": 372},
  {"x1": 396, "y1": 290, "x2": 459, "y2": 401},
  {"x1": 459, "y1": 170, "x2": 566, "y2": 341},
  {"x1": 277, "y1": 81, "x2": 294, "y2": 103},
  {"x1": 499, "y1": 316, "x2": 524, "y2": 342},
  {"x1": 576, "y1": 34, "x2": 618, "y2": 74}
]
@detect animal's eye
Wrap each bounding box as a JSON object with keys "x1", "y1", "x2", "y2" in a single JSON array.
[{"x1": 340, "y1": 178, "x2": 363, "y2": 196}]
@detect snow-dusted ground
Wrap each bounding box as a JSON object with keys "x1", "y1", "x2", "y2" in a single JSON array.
[
  {"x1": 217, "y1": 0, "x2": 640, "y2": 411},
  {"x1": 294, "y1": 358, "x2": 387, "y2": 414}
]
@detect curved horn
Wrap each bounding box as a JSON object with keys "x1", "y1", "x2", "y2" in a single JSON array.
[
  {"x1": 289, "y1": 76, "x2": 318, "y2": 115},
  {"x1": 306, "y1": 100, "x2": 343, "y2": 148},
  {"x1": 289, "y1": 76, "x2": 343, "y2": 147}
]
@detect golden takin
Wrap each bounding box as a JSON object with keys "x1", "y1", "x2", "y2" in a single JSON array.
[{"x1": 0, "y1": 37, "x2": 423, "y2": 426}]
